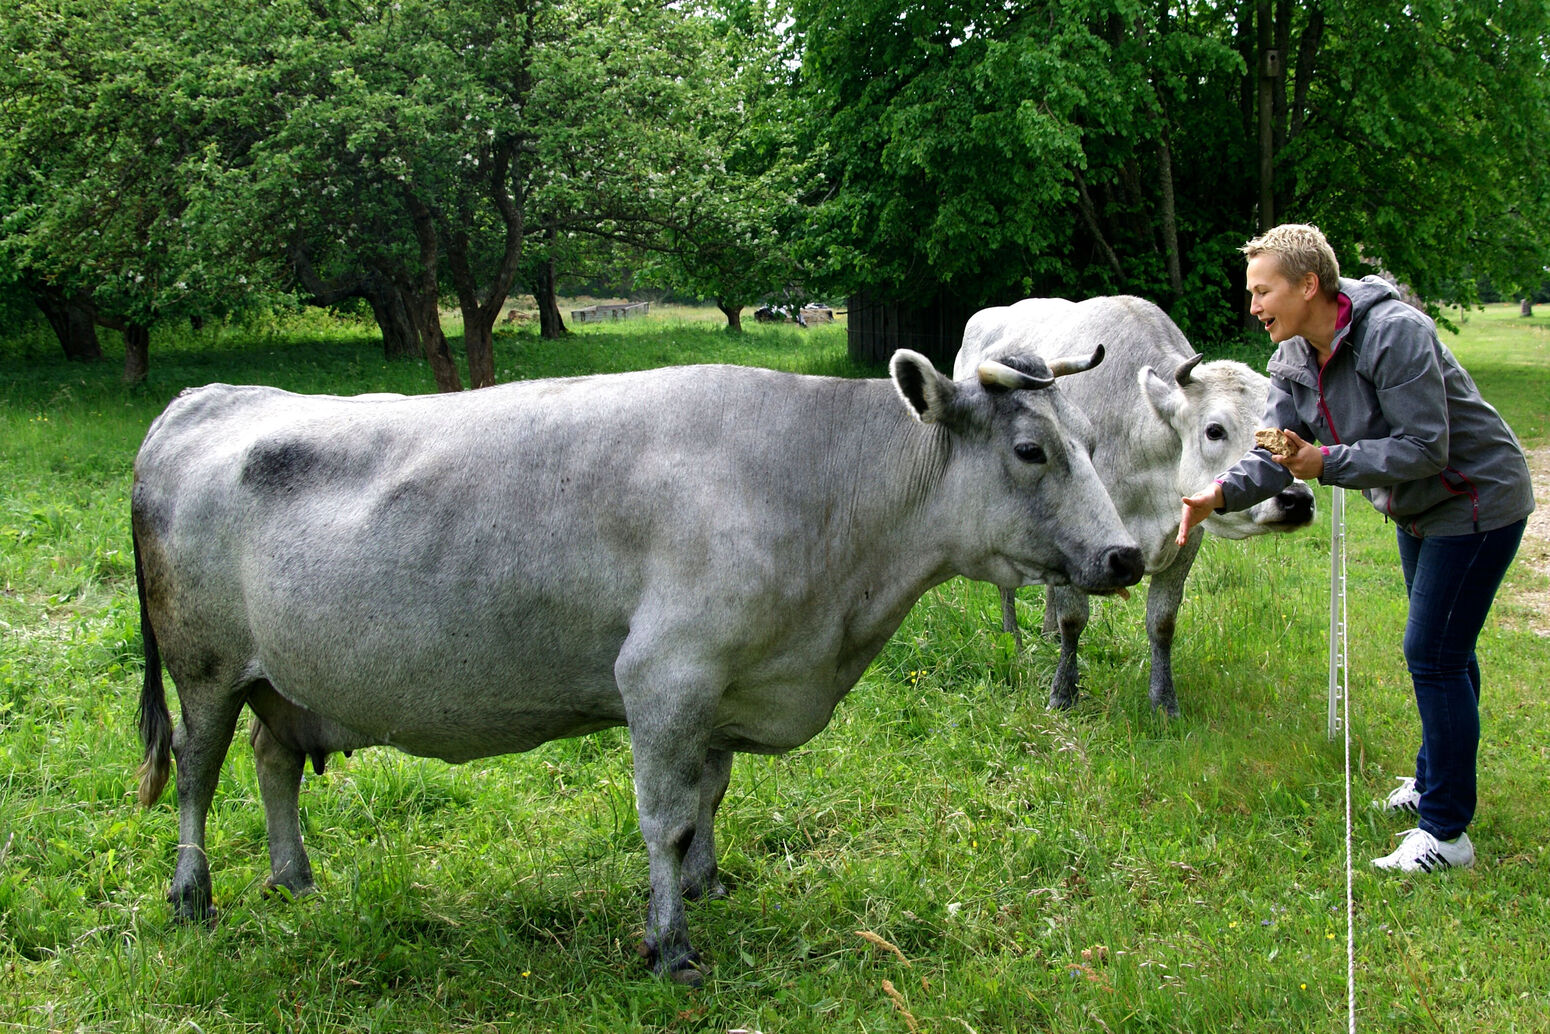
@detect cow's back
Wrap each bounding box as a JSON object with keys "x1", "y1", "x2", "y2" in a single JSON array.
[{"x1": 958, "y1": 296, "x2": 1192, "y2": 411}]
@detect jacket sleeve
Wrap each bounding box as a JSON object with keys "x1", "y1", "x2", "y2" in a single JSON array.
[
  {"x1": 1215, "y1": 376, "x2": 1303, "y2": 513},
  {"x1": 1319, "y1": 315, "x2": 1449, "y2": 490}
]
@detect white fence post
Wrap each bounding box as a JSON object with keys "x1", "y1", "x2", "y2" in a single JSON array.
[{"x1": 1328, "y1": 487, "x2": 1347, "y2": 741}]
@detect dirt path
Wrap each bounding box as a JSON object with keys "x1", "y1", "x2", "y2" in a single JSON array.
[{"x1": 1516, "y1": 446, "x2": 1550, "y2": 637}]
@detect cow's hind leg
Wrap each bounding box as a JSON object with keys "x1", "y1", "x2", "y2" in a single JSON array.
[
  {"x1": 167, "y1": 685, "x2": 247, "y2": 923},
  {"x1": 250, "y1": 720, "x2": 316, "y2": 901},
  {"x1": 681, "y1": 748, "x2": 734, "y2": 901},
  {"x1": 1144, "y1": 531, "x2": 1201, "y2": 717},
  {"x1": 246, "y1": 681, "x2": 377, "y2": 901},
  {"x1": 1046, "y1": 587, "x2": 1090, "y2": 709},
  {"x1": 999, "y1": 587, "x2": 1023, "y2": 651}
]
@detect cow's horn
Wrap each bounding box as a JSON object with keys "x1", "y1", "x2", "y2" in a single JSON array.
[
  {"x1": 1048, "y1": 343, "x2": 1106, "y2": 378},
  {"x1": 978, "y1": 360, "x2": 1055, "y2": 392},
  {"x1": 1173, "y1": 352, "x2": 1204, "y2": 386}
]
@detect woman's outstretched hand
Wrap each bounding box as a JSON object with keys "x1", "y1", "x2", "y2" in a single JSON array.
[{"x1": 1178, "y1": 484, "x2": 1225, "y2": 546}]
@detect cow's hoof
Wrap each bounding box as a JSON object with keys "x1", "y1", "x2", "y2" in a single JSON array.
[
  {"x1": 1046, "y1": 693, "x2": 1077, "y2": 711},
  {"x1": 639, "y1": 941, "x2": 706, "y2": 987},
  {"x1": 262, "y1": 880, "x2": 317, "y2": 903},
  {"x1": 681, "y1": 878, "x2": 728, "y2": 902},
  {"x1": 670, "y1": 961, "x2": 707, "y2": 988},
  {"x1": 169, "y1": 899, "x2": 217, "y2": 928}
]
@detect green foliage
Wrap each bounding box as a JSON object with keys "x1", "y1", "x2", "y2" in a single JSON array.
[
  {"x1": 626, "y1": 5, "x2": 822, "y2": 320},
  {"x1": 0, "y1": 0, "x2": 819, "y2": 372},
  {"x1": 1288, "y1": 0, "x2": 1550, "y2": 305},
  {"x1": 2, "y1": 306, "x2": 1548, "y2": 1030},
  {"x1": 792, "y1": 0, "x2": 1550, "y2": 342},
  {"x1": 0, "y1": 0, "x2": 276, "y2": 326}
]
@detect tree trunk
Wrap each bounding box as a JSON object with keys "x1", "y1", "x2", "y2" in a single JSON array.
[
  {"x1": 412, "y1": 294, "x2": 462, "y2": 392},
  {"x1": 717, "y1": 299, "x2": 743, "y2": 333},
  {"x1": 443, "y1": 142, "x2": 526, "y2": 389},
  {"x1": 33, "y1": 285, "x2": 102, "y2": 362},
  {"x1": 446, "y1": 222, "x2": 499, "y2": 389},
  {"x1": 1073, "y1": 168, "x2": 1124, "y2": 282},
  {"x1": 536, "y1": 258, "x2": 568, "y2": 339},
  {"x1": 442, "y1": 254, "x2": 499, "y2": 386},
  {"x1": 1272, "y1": 0, "x2": 1292, "y2": 144},
  {"x1": 122, "y1": 323, "x2": 150, "y2": 383},
  {"x1": 1256, "y1": 0, "x2": 1278, "y2": 231},
  {"x1": 362, "y1": 275, "x2": 421, "y2": 359},
  {"x1": 464, "y1": 319, "x2": 497, "y2": 389},
  {"x1": 1152, "y1": 87, "x2": 1184, "y2": 303},
  {"x1": 290, "y1": 242, "x2": 424, "y2": 362},
  {"x1": 406, "y1": 193, "x2": 463, "y2": 393},
  {"x1": 1291, "y1": 9, "x2": 1324, "y2": 141}
]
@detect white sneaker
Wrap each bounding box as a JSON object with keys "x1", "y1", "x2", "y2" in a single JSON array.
[
  {"x1": 1371, "y1": 828, "x2": 1475, "y2": 873},
  {"x1": 1374, "y1": 776, "x2": 1420, "y2": 815}
]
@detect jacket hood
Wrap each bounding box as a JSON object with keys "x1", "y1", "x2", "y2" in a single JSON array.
[
  {"x1": 1340, "y1": 275, "x2": 1401, "y2": 325},
  {"x1": 1267, "y1": 274, "x2": 1401, "y2": 383}
]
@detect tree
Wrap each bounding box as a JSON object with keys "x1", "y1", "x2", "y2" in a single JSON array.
[
  {"x1": 24, "y1": 280, "x2": 102, "y2": 362},
  {"x1": 180, "y1": 0, "x2": 504, "y2": 390},
  {"x1": 791, "y1": 0, "x2": 1225, "y2": 321},
  {"x1": 517, "y1": 0, "x2": 814, "y2": 333},
  {"x1": 185, "y1": 0, "x2": 785, "y2": 382},
  {"x1": 5, "y1": 0, "x2": 816, "y2": 381},
  {"x1": 0, "y1": 0, "x2": 253, "y2": 379},
  {"x1": 627, "y1": 1, "x2": 820, "y2": 330},
  {"x1": 791, "y1": 0, "x2": 1550, "y2": 344},
  {"x1": 1270, "y1": 0, "x2": 1550, "y2": 312}
]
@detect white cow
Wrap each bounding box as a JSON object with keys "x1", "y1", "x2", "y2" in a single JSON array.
[
  {"x1": 131, "y1": 352, "x2": 1143, "y2": 983},
  {"x1": 954, "y1": 297, "x2": 1316, "y2": 715}
]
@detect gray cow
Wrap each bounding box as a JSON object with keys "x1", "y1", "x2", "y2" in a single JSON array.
[
  {"x1": 954, "y1": 297, "x2": 1315, "y2": 715},
  {"x1": 132, "y1": 352, "x2": 1144, "y2": 984}
]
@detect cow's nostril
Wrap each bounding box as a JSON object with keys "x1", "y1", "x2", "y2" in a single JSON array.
[
  {"x1": 1107, "y1": 546, "x2": 1145, "y2": 585},
  {"x1": 1276, "y1": 488, "x2": 1316, "y2": 521}
]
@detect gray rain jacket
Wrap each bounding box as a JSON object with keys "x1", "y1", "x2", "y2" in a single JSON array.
[{"x1": 1218, "y1": 276, "x2": 1534, "y2": 537}]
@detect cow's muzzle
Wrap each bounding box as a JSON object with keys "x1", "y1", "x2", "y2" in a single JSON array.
[{"x1": 1088, "y1": 544, "x2": 1145, "y2": 592}]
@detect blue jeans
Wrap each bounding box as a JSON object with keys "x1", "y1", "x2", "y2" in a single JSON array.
[{"x1": 1396, "y1": 519, "x2": 1526, "y2": 841}]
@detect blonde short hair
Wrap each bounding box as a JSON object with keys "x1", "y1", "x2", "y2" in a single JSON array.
[{"x1": 1241, "y1": 224, "x2": 1340, "y2": 300}]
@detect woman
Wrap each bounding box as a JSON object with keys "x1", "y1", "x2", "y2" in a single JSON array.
[{"x1": 1178, "y1": 223, "x2": 1534, "y2": 873}]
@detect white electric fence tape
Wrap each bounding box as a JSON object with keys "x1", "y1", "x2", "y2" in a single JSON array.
[{"x1": 1328, "y1": 487, "x2": 1357, "y2": 1032}]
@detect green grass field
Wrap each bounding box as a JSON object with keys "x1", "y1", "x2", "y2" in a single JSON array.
[{"x1": 1, "y1": 303, "x2": 1547, "y2": 1032}]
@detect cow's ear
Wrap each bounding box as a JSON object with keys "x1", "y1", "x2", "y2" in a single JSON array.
[
  {"x1": 1138, "y1": 365, "x2": 1184, "y2": 426},
  {"x1": 891, "y1": 350, "x2": 958, "y2": 424}
]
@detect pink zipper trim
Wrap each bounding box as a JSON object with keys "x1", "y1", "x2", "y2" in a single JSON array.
[
  {"x1": 1438, "y1": 467, "x2": 1481, "y2": 532},
  {"x1": 1316, "y1": 294, "x2": 1354, "y2": 447}
]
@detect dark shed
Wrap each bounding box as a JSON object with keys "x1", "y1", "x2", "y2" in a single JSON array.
[{"x1": 845, "y1": 288, "x2": 978, "y2": 371}]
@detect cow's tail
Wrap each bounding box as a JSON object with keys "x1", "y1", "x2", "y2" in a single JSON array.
[{"x1": 133, "y1": 522, "x2": 173, "y2": 807}]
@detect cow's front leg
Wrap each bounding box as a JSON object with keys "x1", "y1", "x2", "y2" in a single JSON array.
[
  {"x1": 630, "y1": 719, "x2": 713, "y2": 984},
  {"x1": 1145, "y1": 531, "x2": 1201, "y2": 717},
  {"x1": 681, "y1": 748, "x2": 734, "y2": 901},
  {"x1": 618, "y1": 651, "x2": 719, "y2": 986},
  {"x1": 1046, "y1": 586, "x2": 1090, "y2": 709}
]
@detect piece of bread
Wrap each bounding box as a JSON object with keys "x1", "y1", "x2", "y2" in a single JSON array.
[{"x1": 1254, "y1": 428, "x2": 1295, "y2": 457}]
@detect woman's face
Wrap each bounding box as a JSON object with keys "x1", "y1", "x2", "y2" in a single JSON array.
[{"x1": 1245, "y1": 253, "x2": 1319, "y2": 345}]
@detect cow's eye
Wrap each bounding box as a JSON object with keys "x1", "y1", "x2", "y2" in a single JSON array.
[
  {"x1": 1205, "y1": 423, "x2": 1227, "y2": 441},
  {"x1": 1014, "y1": 442, "x2": 1047, "y2": 464}
]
